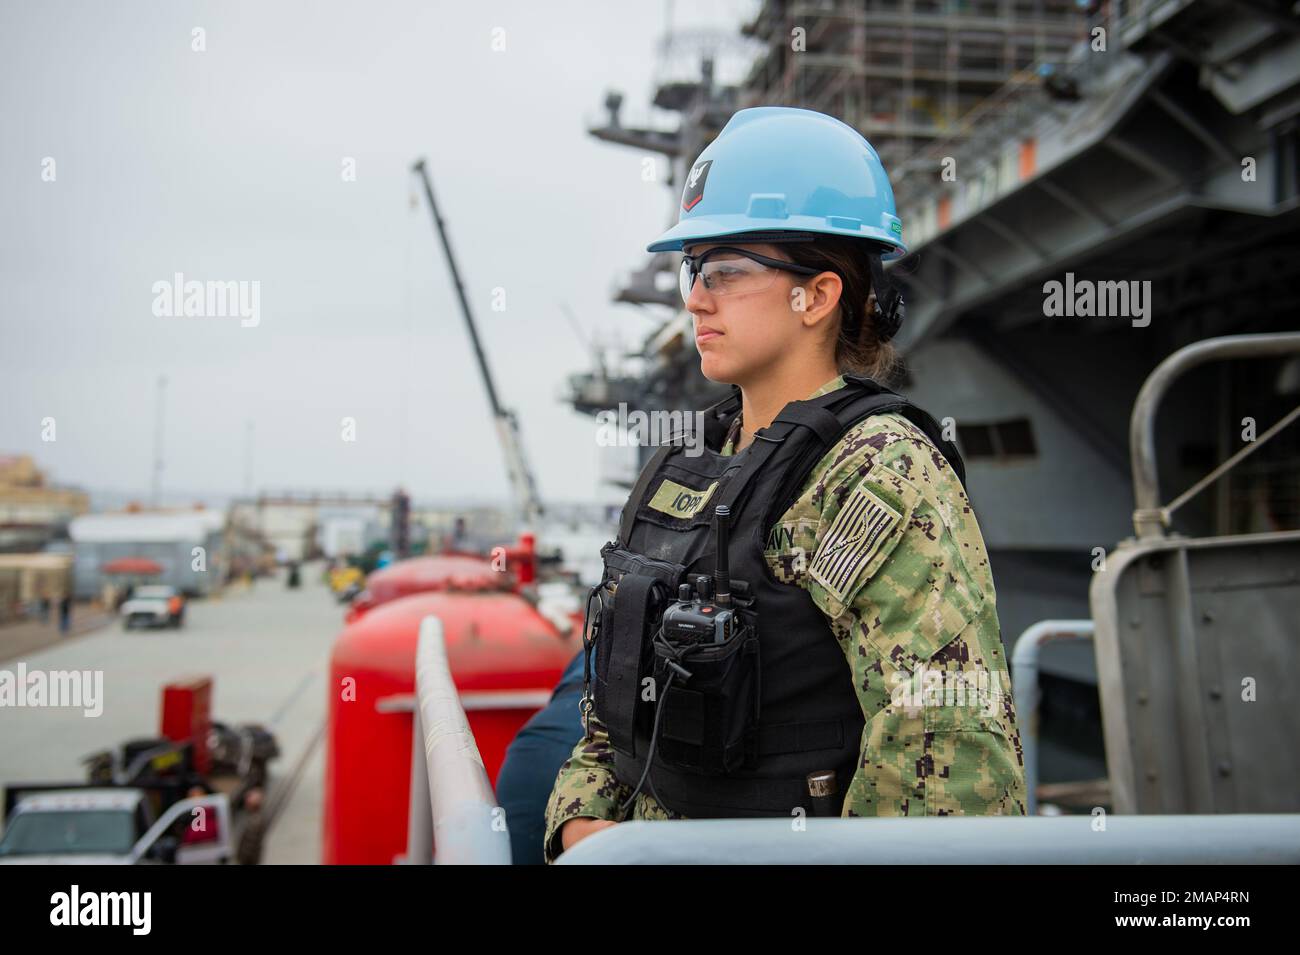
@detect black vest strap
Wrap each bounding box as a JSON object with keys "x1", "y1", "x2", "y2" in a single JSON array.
[
  {"x1": 712, "y1": 401, "x2": 846, "y2": 515},
  {"x1": 619, "y1": 444, "x2": 675, "y2": 546},
  {"x1": 702, "y1": 388, "x2": 742, "y2": 449},
  {"x1": 772, "y1": 404, "x2": 843, "y2": 447},
  {"x1": 712, "y1": 435, "x2": 782, "y2": 514},
  {"x1": 618, "y1": 385, "x2": 745, "y2": 545},
  {"x1": 603, "y1": 572, "x2": 658, "y2": 756}
]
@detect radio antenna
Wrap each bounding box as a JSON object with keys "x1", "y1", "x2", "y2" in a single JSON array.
[{"x1": 713, "y1": 504, "x2": 731, "y2": 607}]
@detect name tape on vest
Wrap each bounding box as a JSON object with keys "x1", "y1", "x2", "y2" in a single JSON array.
[
  {"x1": 809, "y1": 483, "x2": 903, "y2": 606},
  {"x1": 648, "y1": 478, "x2": 719, "y2": 518}
]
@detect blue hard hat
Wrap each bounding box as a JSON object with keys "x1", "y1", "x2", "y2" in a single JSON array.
[{"x1": 647, "y1": 106, "x2": 906, "y2": 259}]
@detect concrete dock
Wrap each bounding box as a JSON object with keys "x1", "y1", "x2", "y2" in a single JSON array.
[{"x1": 0, "y1": 567, "x2": 341, "y2": 864}]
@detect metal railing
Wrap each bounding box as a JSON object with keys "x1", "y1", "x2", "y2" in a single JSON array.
[
  {"x1": 401, "y1": 611, "x2": 1299, "y2": 864},
  {"x1": 1011, "y1": 620, "x2": 1096, "y2": 816},
  {"x1": 1130, "y1": 333, "x2": 1300, "y2": 540},
  {"x1": 403, "y1": 616, "x2": 512, "y2": 865},
  {"x1": 556, "y1": 814, "x2": 1300, "y2": 864}
]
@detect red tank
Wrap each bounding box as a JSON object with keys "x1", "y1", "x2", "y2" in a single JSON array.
[
  {"x1": 323, "y1": 585, "x2": 573, "y2": 865},
  {"x1": 344, "y1": 540, "x2": 536, "y2": 623}
]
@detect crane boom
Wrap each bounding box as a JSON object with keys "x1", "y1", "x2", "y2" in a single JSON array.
[{"x1": 411, "y1": 157, "x2": 544, "y2": 528}]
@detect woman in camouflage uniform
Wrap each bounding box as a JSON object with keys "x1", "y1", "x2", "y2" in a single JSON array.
[{"x1": 545, "y1": 108, "x2": 1027, "y2": 862}]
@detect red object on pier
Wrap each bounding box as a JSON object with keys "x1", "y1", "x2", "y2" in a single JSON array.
[
  {"x1": 160, "y1": 676, "x2": 212, "y2": 775},
  {"x1": 322, "y1": 567, "x2": 572, "y2": 865}
]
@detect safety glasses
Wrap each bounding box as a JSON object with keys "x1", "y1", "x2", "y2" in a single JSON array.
[{"x1": 678, "y1": 246, "x2": 822, "y2": 305}]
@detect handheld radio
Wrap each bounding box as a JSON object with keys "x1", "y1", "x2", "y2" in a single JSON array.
[{"x1": 660, "y1": 504, "x2": 744, "y2": 647}]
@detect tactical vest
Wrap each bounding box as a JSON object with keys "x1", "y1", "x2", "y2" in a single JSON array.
[{"x1": 588, "y1": 375, "x2": 966, "y2": 819}]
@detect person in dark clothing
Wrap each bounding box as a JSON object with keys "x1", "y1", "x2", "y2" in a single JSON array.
[
  {"x1": 494, "y1": 649, "x2": 585, "y2": 865},
  {"x1": 58, "y1": 594, "x2": 72, "y2": 634}
]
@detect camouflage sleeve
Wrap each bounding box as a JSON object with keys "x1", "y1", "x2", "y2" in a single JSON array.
[
  {"x1": 541, "y1": 713, "x2": 634, "y2": 864},
  {"x1": 766, "y1": 413, "x2": 1028, "y2": 817}
]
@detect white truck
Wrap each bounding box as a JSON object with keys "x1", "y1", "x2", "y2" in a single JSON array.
[
  {"x1": 120, "y1": 585, "x2": 186, "y2": 630},
  {"x1": 0, "y1": 788, "x2": 231, "y2": 864}
]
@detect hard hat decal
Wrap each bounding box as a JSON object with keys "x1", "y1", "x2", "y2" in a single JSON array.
[{"x1": 682, "y1": 159, "x2": 713, "y2": 211}]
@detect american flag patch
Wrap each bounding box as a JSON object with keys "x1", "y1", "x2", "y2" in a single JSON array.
[{"x1": 809, "y1": 484, "x2": 903, "y2": 606}]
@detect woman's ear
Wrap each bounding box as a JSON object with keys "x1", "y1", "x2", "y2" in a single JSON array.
[{"x1": 792, "y1": 270, "x2": 842, "y2": 329}]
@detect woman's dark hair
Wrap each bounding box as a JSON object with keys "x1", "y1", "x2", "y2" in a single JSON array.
[{"x1": 778, "y1": 235, "x2": 900, "y2": 382}]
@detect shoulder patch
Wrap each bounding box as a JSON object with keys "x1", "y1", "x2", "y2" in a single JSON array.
[{"x1": 809, "y1": 482, "x2": 902, "y2": 606}]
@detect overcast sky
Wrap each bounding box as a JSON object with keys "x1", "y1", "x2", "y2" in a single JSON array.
[{"x1": 0, "y1": 0, "x2": 759, "y2": 510}]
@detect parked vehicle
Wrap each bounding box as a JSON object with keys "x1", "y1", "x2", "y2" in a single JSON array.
[
  {"x1": 77, "y1": 679, "x2": 279, "y2": 865},
  {"x1": 0, "y1": 787, "x2": 230, "y2": 864},
  {"x1": 120, "y1": 584, "x2": 185, "y2": 630}
]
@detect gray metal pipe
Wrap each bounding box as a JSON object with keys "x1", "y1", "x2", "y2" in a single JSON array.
[
  {"x1": 411, "y1": 616, "x2": 512, "y2": 865},
  {"x1": 1010, "y1": 619, "x2": 1095, "y2": 815},
  {"x1": 559, "y1": 815, "x2": 1300, "y2": 864},
  {"x1": 1130, "y1": 332, "x2": 1300, "y2": 539}
]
